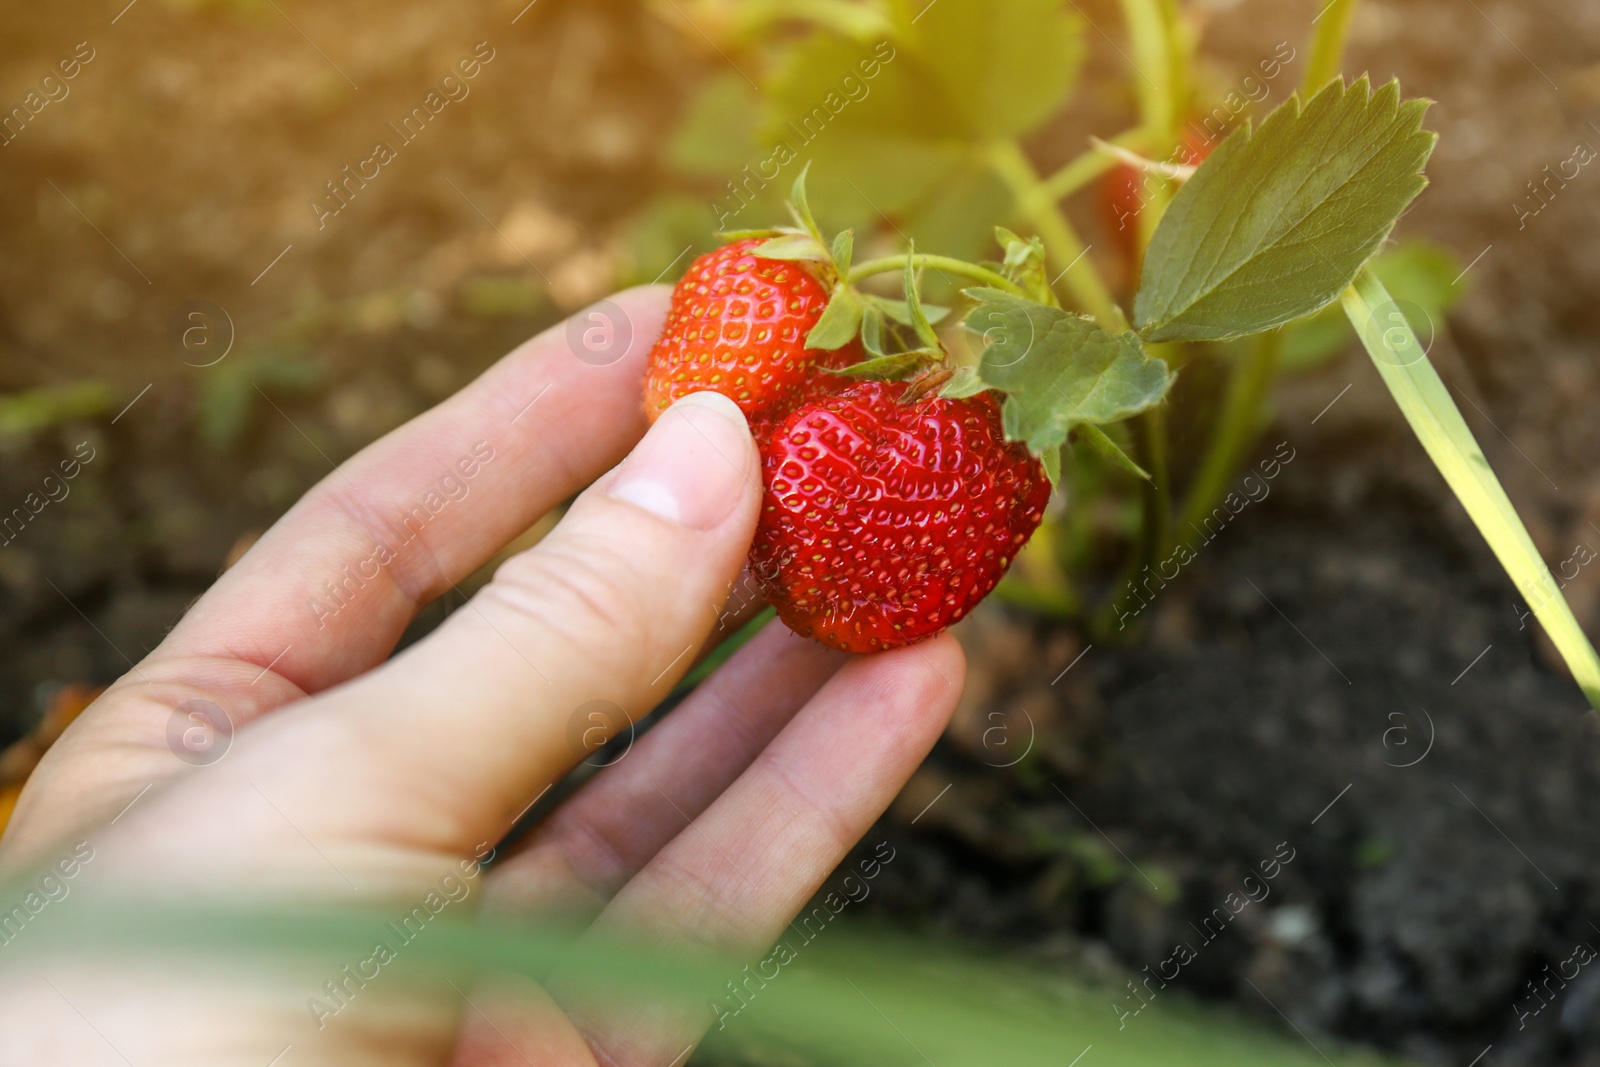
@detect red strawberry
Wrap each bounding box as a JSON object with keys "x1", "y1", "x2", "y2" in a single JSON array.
[
  {"x1": 750, "y1": 379, "x2": 1051, "y2": 653},
  {"x1": 644, "y1": 238, "x2": 859, "y2": 429}
]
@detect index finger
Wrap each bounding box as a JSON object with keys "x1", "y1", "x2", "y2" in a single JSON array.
[{"x1": 158, "y1": 285, "x2": 671, "y2": 697}]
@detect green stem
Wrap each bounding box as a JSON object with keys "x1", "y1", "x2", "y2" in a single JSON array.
[
  {"x1": 1117, "y1": 0, "x2": 1185, "y2": 246},
  {"x1": 1136, "y1": 406, "x2": 1171, "y2": 565},
  {"x1": 987, "y1": 137, "x2": 1185, "y2": 607},
  {"x1": 1118, "y1": 0, "x2": 1178, "y2": 144},
  {"x1": 985, "y1": 140, "x2": 1125, "y2": 328},
  {"x1": 1160, "y1": 0, "x2": 1191, "y2": 118},
  {"x1": 1039, "y1": 127, "x2": 1152, "y2": 202},
  {"x1": 1088, "y1": 419, "x2": 1170, "y2": 641},
  {"x1": 1167, "y1": 0, "x2": 1353, "y2": 551},
  {"x1": 1302, "y1": 0, "x2": 1359, "y2": 94},
  {"x1": 1176, "y1": 330, "x2": 1282, "y2": 547},
  {"x1": 847, "y1": 255, "x2": 1028, "y2": 297},
  {"x1": 1119, "y1": 0, "x2": 1193, "y2": 570}
]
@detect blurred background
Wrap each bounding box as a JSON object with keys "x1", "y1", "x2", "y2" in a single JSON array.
[{"x1": 3, "y1": 0, "x2": 1600, "y2": 1063}]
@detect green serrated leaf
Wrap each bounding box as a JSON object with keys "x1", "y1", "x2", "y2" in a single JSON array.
[
  {"x1": 758, "y1": 33, "x2": 1013, "y2": 263},
  {"x1": 938, "y1": 366, "x2": 990, "y2": 399},
  {"x1": 807, "y1": 286, "x2": 865, "y2": 350},
  {"x1": 866, "y1": 294, "x2": 950, "y2": 327},
  {"x1": 1075, "y1": 422, "x2": 1152, "y2": 481},
  {"x1": 831, "y1": 229, "x2": 854, "y2": 278},
  {"x1": 1135, "y1": 77, "x2": 1437, "y2": 343},
  {"x1": 765, "y1": 36, "x2": 957, "y2": 143},
  {"x1": 824, "y1": 350, "x2": 938, "y2": 380},
  {"x1": 754, "y1": 234, "x2": 831, "y2": 262},
  {"x1": 899, "y1": 0, "x2": 1086, "y2": 139},
  {"x1": 965, "y1": 288, "x2": 1172, "y2": 457}
]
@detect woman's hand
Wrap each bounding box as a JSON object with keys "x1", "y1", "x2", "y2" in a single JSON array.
[{"x1": 0, "y1": 287, "x2": 963, "y2": 1066}]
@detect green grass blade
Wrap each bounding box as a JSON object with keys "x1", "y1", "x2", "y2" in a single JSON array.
[
  {"x1": 13, "y1": 899, "x2": 1406, "y2": 1067},
  {"x1": 1342, "y1": 268, "x2": 1600, "y2": 709}
]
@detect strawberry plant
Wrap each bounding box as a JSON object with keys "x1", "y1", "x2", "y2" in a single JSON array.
[{"x1": 638, "y1": 0, "x2": 1600, "y2": 706}]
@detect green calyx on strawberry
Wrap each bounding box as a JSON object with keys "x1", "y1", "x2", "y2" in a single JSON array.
[{"x1": 644, "y1": 166, "x2": 1174, "y2": 653}]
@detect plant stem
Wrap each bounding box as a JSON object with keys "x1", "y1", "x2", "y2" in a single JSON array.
[
  {"x1": 1303, "y1": 0, "x2": 1359, "y2": 94},
  {"x1": 986, "y1": 136, "x2": 1186, "y2": 604},
  {"x1": 1117, "y1": 0, "x2": 1185, "y2": 247},
  {"x1": 1160, "y1": 0, "x2": 1191, "y2": 118},
  {"x1": 1162, "y1": 0, "x2": 1353, "y2": 557},
  {"x1": 1175, "y1": 329, "x2": 1282, "y2": 547},
  {"x1": 847, "y1": 255, "x2": 1028, "y2": 298},
  {"x1": 987, "y1": 4, "x2": 1196, "y2": 610},
  {"x1": 1136, "y1": 406, "x2": 1171, "y2": 564},
  {"x1": 1111, "y1": 0, "x2": 1186, "y2": 573},
  {"x1": 985, "y1": 140, "x2": 1125, "y2": 328},
  {"x1": 1039, "y1": 127, "x2": 1153, "y2": 202},
  {"x1": 1118, "y1": 0, "x2": 1178, "y2": 144}
]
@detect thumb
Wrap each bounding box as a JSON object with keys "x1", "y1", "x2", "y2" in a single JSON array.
[{"x1": 304, "y1": 390, "x2": 763, "y2": 847}]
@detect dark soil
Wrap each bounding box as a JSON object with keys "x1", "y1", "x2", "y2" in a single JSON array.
[
  {"x1": 4, "y1": 0, "x2": 1600, "y2": 1064},
  {"x1": 864, "y1": 419, "x2": 1600, "y2": 1066}
]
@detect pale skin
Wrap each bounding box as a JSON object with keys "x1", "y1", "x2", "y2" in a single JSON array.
[{"x1": 0, "y1": 285, "x2": 965, "y2": 1066}]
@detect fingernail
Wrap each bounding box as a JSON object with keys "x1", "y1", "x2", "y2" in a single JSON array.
[{"x1": 607, "y1": 392, "x2": 753, "y2": 529}]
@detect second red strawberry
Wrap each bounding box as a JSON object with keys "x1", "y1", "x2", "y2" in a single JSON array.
[{"x1": 643, "y1": 238, "x2": 859, "y2": 431}]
